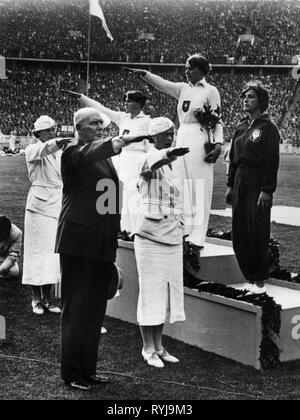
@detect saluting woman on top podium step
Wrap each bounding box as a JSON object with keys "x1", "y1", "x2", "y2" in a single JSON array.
[{"x1": 126, "y1": 54, "x2": 224, "y2": 248}]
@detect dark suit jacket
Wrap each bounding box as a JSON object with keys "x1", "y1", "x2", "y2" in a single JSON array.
[{"x1": 55, "y1": 139, "x2": 121, "y2": 262}]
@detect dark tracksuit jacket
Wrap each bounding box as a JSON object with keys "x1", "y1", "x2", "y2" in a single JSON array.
[{"x1": 227, "y1": 114, "x2": 280, "y2": 282}]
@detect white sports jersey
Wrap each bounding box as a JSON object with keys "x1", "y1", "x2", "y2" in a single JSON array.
[
  {"x1": 143, "y1": 71, "x2": 224, "y2": 246},
  {"x1": 80, "y1": 95, "x2": 151, "y2": 151},
  {"x1": 144, "y1": 72, "x2": 223, "y2": 143}
]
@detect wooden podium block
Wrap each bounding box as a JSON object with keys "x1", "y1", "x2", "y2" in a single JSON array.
[
  {"x1": 186, "y1": 237, "x2": 245, "y2": 285},
  {"x1": 231, "y1": 279, "x2": 300, "y2": 365},
  {"x1": 106, "y1": 239, "x2": 300, "y2": 369},
  {"x1": 0, "y1": 315, "x2": 6, "y2": 340}
]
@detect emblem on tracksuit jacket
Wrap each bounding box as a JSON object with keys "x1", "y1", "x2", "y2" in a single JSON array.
[
  {"x1": 122, "y1": 129, "x2": 130, "y2": 135},
  {"x1": 250, "y1": 129, "x2": 262, "y2": 143},
  {"x1": 182, "y1": 101, "x2": 191, "y2": 112}
]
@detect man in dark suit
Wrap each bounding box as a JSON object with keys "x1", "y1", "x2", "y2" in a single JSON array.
[{"x1": 55, "y1": 107, "x2": 145, "y2": 391}]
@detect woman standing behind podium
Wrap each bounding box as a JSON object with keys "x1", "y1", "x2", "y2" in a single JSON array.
[
  {"x1": 126, "y1": 55, "x2": 224, "y2": 247},
  {"x1": 71, "y1": 90, "x2": 151, "y2": 235}
]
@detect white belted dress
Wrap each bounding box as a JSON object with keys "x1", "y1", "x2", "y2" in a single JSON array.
[
  {"x1": 134, "y1": 148, "x2": 186, "y2": 326},
  {"x1": 22, "y1": 139, "x2": 62, "y2": 286},
  {"x1": 143, "y1": 72, "x2": 224, "y2": 247}
]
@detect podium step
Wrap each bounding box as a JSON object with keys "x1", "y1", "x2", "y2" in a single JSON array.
[
  {"x1": 107, "y1": 239, "x2": 300, "y2": 368},
  {"x1": 230, "y1": 282, "x2": 300, "y2": 310},
  {"x1": 189, "y1": 238, "x2": 245, "y2": 285}
]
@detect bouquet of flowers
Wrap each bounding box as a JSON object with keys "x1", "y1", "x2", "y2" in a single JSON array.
[{"x1": 194, "y1": 104, "x2": 222, "y2": 155}]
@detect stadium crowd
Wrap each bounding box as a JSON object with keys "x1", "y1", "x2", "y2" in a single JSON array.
[
  {"x1": 0, "y1": 63, "x2": 299, "y2": 146},
  {"x1": 0, "y1": 0, "x2": 299, "y2": 65}
]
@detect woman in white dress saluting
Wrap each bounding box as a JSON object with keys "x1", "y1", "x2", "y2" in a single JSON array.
[
  {"x1": 134, "y1": 117, "x2": 189, "y2": 368},
  {"x1": 126, "y1": 54, "x2": 224, "y2": 247},
  {"x1": 22, "y1": 116, "x2": 70, "y2": 315}
]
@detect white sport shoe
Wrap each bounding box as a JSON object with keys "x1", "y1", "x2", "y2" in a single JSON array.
[
  {"x1": 101, "y1": 327, "x2": 107, "y2": 334},
  {"x1": 31, "y1": 301, "x2": 44, "y2": 316},
  {"x1": 142, "y1": 349, "x2": 164, "y2": 368},
  {"x1": 156, "y1": 349, "x2": 179, "y2": 363}
]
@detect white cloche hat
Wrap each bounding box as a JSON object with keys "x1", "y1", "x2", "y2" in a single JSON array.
[
  {"x1": 32, "y1": 115, "x2": 56, "y2": 133},
  {"x1": 149, "y1": 117, "x2": 174, "y2": 136}
]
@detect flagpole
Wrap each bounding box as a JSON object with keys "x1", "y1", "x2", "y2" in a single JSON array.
[{"x1": 86, "y1": 11, "x2": 92, "y2": 96}]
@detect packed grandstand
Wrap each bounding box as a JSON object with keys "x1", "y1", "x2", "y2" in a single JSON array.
[
  {"x1": 0, "y1": 0, "x2": 299, "y2": 145},
  {"x1": 1, "y1": 0, "x2": 299, "y2": 64}
]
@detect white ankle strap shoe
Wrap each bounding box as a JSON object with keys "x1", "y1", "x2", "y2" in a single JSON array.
[
  {"x1": 156, "y1": 349, "x2": 179, "y2": 363},
  {"x1": 31, "y1": 301, "x2": 44, "y2": 316},
  {"x1": 142, "y1": 349, "x2": 164, "y2": 368}
]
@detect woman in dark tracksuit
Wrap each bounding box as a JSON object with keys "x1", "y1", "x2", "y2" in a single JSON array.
[{"x1": 225, "y1": 82, "x2": 280, "y2": 294}]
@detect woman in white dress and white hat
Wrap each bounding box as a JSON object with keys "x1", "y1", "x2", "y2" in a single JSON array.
[
  {"x1": 127, "y1": 54, "x2": 224, "y2": 247},
  {"x1": 134, "y1": 117, "x2": 189, "y2": 368},
  {"x1": 22, "y1": 116, "x2": 71, "y2": 315}
]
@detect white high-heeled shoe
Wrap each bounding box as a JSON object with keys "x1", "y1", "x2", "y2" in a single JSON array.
[
  {"x1": 142, "y1": 349, "x2": 164, "y2": 368},
  {"x1": 156, "y1": 349, "x2": 179, "y2": 363}
]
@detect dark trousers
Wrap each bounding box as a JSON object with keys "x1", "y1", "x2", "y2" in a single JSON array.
[
  {"x1": 60, "y1": 254, "x2": 112, "y2": 384},
  {"x1": 232, "y1": 169, "x2": 271, "y2": 283}
]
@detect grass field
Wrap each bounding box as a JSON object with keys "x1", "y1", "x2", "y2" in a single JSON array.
[
  {"x1": 0, "y1": 154, "x2": 300, "y2": 400},
  {"x1": 212, "y1": 153, "x2": 300, "y2": 209},
  {"x1": 1, "y1": 153, "x2": 299, "y2": 227}
]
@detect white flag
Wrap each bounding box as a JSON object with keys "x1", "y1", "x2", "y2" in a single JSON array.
[{"x1": 89, "y1": 0, "x2": 114, "y2": 42}]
